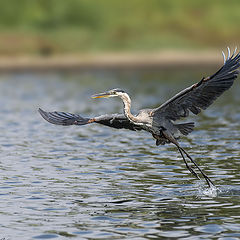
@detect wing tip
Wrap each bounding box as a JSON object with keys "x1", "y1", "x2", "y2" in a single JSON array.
[
  {"x1": 38, "y1": 107, "x2": 49, "y2": 120},
  {"x1": 222, "y1": 47, "x2": 240, "y2": 64},
  {"x1": 38, "y1": 107, "x2": 45, "y2": 115},
  {"x1": 38, "y1": 108, "x2": 66, "y2": 125},
  {"x1": 38, "y1": 108, "x2": 91, "y2": 126}
]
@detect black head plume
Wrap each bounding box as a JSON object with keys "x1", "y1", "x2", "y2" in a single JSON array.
[{"x1": 110, "y1": 88, "x2": 125, "y2": 94}]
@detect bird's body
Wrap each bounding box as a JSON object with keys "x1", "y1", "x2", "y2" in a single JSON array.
[{"x1": 39, "y1": 48, "x2": 240, "y2": 187}]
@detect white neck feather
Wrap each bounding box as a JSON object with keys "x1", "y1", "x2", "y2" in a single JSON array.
[{"x1": 119, "y1": 93, "x2": 138, "y2": 123}]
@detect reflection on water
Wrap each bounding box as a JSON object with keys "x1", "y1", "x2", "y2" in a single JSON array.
[{"x1": 0, "y1": 69, "x2": 239, "y2": 239}]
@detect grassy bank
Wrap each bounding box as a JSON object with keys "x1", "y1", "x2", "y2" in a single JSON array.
[
  {"x1": 0, "y1": 50, "x2": 227, "y2": 72},
  {"x1": 0, "y1": 0, "x2": 239, "y2": 55}
]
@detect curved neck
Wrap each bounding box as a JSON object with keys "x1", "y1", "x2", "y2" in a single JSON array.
[{"x1": 120, "y1": 94, "x2": 138, "y2": 123}]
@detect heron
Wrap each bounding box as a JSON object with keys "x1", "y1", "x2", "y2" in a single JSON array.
[{"x1": 39, "y1": 48, "x2": 240, "y2": 187}]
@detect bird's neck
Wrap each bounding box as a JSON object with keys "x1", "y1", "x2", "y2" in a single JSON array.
[{"x1": 121, "y1": 95, "x2": 138, "y2": 123}]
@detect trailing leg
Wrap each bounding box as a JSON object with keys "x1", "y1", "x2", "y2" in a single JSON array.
[
  {"x1": 177, "y1": 146, "x2": 200, "y2": 180},
  {"x1": 162, "y1": 129, "x2": 214, "y2": 187},
  {"x1": 178, "y1": 146, "x2": 214, "y2": 187}
]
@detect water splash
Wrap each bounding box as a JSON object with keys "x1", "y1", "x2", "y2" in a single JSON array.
[
  {"x1": 202, "y1": 185, "x2": 218, "y2": 197},
  {"x1": 216, "y1": 185, "x2": 240, "y2": 196},
  {"x1": 198, "y1": 184, "x2": 240, "y2": 197},
  {"x1": 196, "y1": 181, "x2": 218, "y2": 197}
]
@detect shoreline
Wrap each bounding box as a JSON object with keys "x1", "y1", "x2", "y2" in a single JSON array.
[{"x1": 0, "y1": 50, "x2": 224, "y2": 72}]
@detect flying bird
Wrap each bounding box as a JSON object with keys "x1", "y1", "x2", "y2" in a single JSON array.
[{"x1": 39, "y1": 48, "x2": 240, "y2": 187}]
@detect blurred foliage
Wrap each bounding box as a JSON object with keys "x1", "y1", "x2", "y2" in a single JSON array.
[{"x1": 0, "y1": 0, "x2": 239, "y2": 55}]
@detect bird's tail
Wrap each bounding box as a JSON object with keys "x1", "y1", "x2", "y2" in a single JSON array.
[
  {"x1": 38, "y1": 108, "x2": 93, "y2": 126},
  {"x1": 175, "y1": 122, "x2": 195, "y2": 135}
]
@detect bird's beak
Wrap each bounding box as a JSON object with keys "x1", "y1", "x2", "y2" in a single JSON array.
[{"x1": 91, "y1": 91, "x2": 112, "y2": 99}]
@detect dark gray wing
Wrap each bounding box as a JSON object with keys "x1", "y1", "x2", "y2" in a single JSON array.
[
  {"x1": 39, "y1": 108, "x2": 142, "y2": 131},
  {"x1": 152, "y1": 49, "x2": 240, "y2": 121},
  {"x1": 38, "y1": 108, "x2": 90, "y2": 126},
  {"x1": 94, "y1": 113, "x2": 142, "y2": 131}
]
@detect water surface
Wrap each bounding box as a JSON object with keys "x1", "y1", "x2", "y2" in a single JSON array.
[{"x1": 0, "y1": 69, "x2": 239, "y2": 239}]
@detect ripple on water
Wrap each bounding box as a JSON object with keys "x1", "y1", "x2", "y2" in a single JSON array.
[{"x1": 0, "y1": 73, "x2": 239, "y2": 239}]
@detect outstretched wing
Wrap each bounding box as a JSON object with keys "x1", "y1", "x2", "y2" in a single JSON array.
[
  {"x1": 38, "y1": 108, "x2": 142, "y2": 131},
  {"x1": 39, "y1": 108, "x2": 90, "y2": 126},
  {"x1": 152, "y1": 48, "x2": 240, "y2": 121},
  {"x1": 94, "y1": 114, "x2": 142, "y2": 131}
]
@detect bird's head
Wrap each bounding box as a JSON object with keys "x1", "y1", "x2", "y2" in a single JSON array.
[{"x1": 91, "y1": 88, "x2": 126, "y2": 99}]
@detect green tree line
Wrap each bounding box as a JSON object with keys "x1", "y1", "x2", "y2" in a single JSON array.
[{"x1": 0, "y1": 0, "x2": 239, "y2": 54}]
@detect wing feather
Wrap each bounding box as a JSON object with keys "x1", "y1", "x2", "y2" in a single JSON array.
[
  {"x1": 38, "y1": 108, "x2": 90, "y2": 125},
  {"x1": 152, "y1": 49, "x2": 240, "y2": 121},
  {"x1": 39, "y1": 108, "x2": 142, "y2": 131}
]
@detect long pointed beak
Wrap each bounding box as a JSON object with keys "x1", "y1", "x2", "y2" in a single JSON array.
[{"x1": 91, "y1": 91, "x2": 112, "y2": 99}]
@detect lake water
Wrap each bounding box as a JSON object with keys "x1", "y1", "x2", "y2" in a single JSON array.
[{"x1": 0, "y1": 68, "x2": 239, "y2": 239}]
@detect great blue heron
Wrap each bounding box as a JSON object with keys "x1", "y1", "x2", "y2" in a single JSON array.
[{"x1": 39, "y1": 48, "x2": 240, "y2": 187}]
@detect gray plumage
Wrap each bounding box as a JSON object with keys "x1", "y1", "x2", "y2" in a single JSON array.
[
  {"x1": 39, "y1": 49, "x2": 240, "y2": 187},
  {"x1": 38, "y1": 110, "x2": 142, "y2": 131}
]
